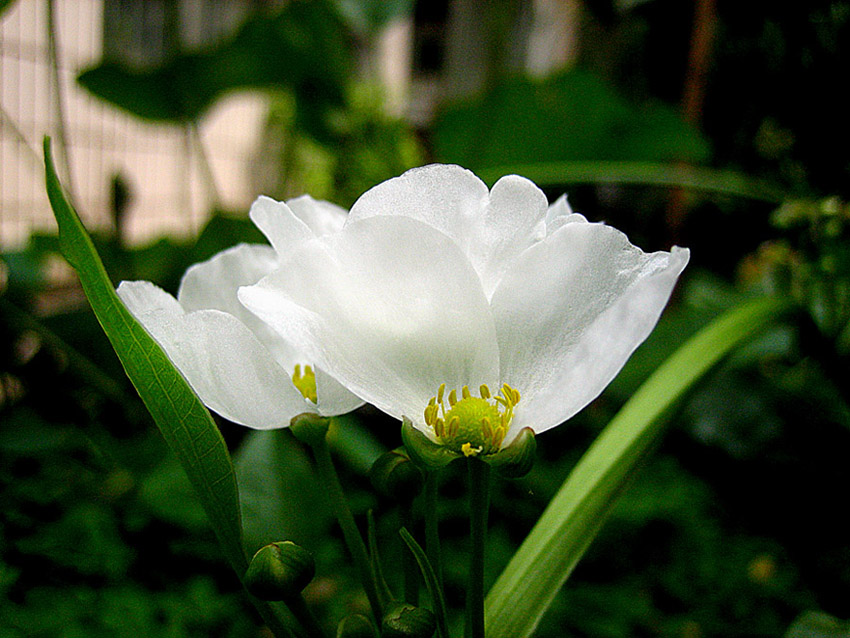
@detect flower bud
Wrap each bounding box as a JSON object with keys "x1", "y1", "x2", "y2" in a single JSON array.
[
  {"x1": 290, "y1": 412, "x2": 330, "y2": 447},
  {"x1": 336, "y1": 613, "x2": 378, "y2": 638},
  {"x1": 401, "y1": 418, "x2": 459, "y2": 471},
  {"x1": 370, "y1": 449, "x2": 424, "y2": 503},
  {"x1": 381, "y1": 602, "x2": 436, "y2": 638},
  {"x1": 243, "y1": 541, "x2": 315, "y2": 600},
  {"x1": 487, "y1": 427, "x2": 537, "y2": 478}
]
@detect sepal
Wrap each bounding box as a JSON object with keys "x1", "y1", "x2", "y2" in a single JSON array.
[
  {"x1": 401, "y1": 417, "x2": 460, "y2": 471},
  {"x1": 486, "y1": 427, "x2": 536, "y2": 478},
  {"x1": 402, "y1": 418, "x2": 536, "y2": 478}
]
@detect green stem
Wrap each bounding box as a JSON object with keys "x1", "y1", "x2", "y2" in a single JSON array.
[
  {"x1": 250, "y1": 598, "x2": 302, "y2": 638},
  {"x1": 311, "y1": 437, "x2": 383, "y2": 622},
  {"x1": 400, "y1": 504, "x2": 419, "y2": 604},
  {"x1": 466, "y1": 458, "x2": 491, "y2": 638},
  {"x1": 284, "y1": 593, "x2": 326, "y2": 638},
  {"x1": 424, "y1": 472, "x2": 443, "y2": 592}
]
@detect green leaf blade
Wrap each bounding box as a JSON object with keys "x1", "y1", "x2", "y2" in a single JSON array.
[
  {"x1": 43, "y1": 137, "x2": 247, "y2": 574},
  {"x1": 484, "y1": 295, "x2": 792, "y2": 638},
  {"x1": 476, "y1": 161, "x2": 787, "y2": 202}
]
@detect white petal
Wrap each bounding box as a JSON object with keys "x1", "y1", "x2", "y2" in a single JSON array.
[
  {"x1": 178, "y1": 244, "x2": 276, "y2": 318},
  {"x1": 474, "y1": 174, "x2": 549, "y2": 298},
  {"x1": 239, "y1": 216, "x2": 500, "y2": 426},
  {"x1": 348, "y1": 164, "x2": 489, "y2": 258},
  {"x1": 545, "y1": 194, "x2": 578, "y2": 233},
  {"x1": 490, "y1": 220, "x2": 689, "y2": 438},
  {"x1": 315, "y1": 367, "x2": 365, "y2": 416},
  {"x1": 248, "y1": 195, "x2": 313, "y2": 256},
  {"x1": 178, "y1": 243, "x2": 300, "y2": 371},
  {"x1": 286, "y1": 195, "x2": 348, "y2": 237},
  {"x1": 117, "y1": 280, "x2": 311, "y2": 429}
]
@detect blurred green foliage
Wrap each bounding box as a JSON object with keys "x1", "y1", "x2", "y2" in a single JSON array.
[{"x1": 433, "y1": 70, "x2": 710, "y2": 170}]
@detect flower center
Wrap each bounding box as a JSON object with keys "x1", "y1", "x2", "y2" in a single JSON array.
[
  {"x1": 292, "y1": 364, "x2": 317, "y2": 403},
  {"x1": 423, "y1": 383, "x2": 520, "y2": 457}
]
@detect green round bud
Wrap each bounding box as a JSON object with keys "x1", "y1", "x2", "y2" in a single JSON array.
[
  {"x1": 290, "y1": 412, "x2": 331, "y2": 447},
  {"x1": 336, "y1": 613, "x2": 378, "y2": 638},
  {"x1": 243, "y1": 541, "x2": 315, "y2": 600},
  {"x1": 369, "y1": 449, "x2": 424, "y2": 502},
  {"x1": 381, "y1": 602, "x2": 436, "y2": 638}
]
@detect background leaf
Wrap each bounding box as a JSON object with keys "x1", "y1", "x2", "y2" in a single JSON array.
[
  {"x1": 234, "y1": 429, "x2": 334, "y2": 554},
  {"x1": 77, "y1": 1, "x2": 349, "y2": 140},
  {"x1": 42, "y1": 137, "x2": 246, "y2": 574},
  {"x1": 433, "y1": 70, "x2": 710, "y2": 170},
  {"x1": 484, "y1": 295, "x2": 792, "y2": 638}
]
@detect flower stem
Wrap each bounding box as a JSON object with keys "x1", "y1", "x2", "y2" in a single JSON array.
[
  {"x1": 311, "y1": 437, "x2": 383, "y2": 622},
  {"x1": 465, "y1": 458, "x2": 490, "y2": 638},
  {"x1": 424, "y1": 471, "x2": 443, "y2": 591},
  {"x1": 283, "y1": 593, "x2": 327, "y2": 638}
]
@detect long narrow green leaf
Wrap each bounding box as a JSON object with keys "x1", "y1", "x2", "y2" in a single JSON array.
[
  {"x1": 399, "y1": 527, "x2": 450, "y2": 638},
  {"x1": 477, "y1": 161, "x2": 787, "y2": 202},
  {"x1": 42, "y1": 137, "x2": 246, "y2": 573},
  {"x1": 484, "y1": 296, "x2": 790, "y2": 638}
]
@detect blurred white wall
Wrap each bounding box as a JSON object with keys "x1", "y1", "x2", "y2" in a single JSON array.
[{"x1": 0, "y1": 0, "x2": 268, "y2": 249}]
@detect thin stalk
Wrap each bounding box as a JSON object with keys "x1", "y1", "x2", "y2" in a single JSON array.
[
  {"x1": 311, "y1": 438, "x2": 383, "y2": 622},
  {"x1": 250, "y1": 598, "x2": 302, "y2": 638},
  {"x1": 400, "y1": 503, "x2": 419, "y2": 604},
  {"x1": 189, "y1": 121, "x2": 221, "y2": 211},
  {"x1": 367, "y1": 510, "x2": 395, "y2": 609},
  {"x1": 283, "y1": 593, "x2": 326, "y2": 638},
  {"x1": 0, "y1": 104, "x2": 42, "y2": 167},
  {"x1": 424, "y1": 471, "x2": 443, "y2": 591},
  {"x1": 399, "y1": 528, "x2": 451, "y2": 638},
  {"x1": 46, "y1": 0, "x2": 75, "y2": 203},
  {"x1": 465, "y1": 458, "x2": 491, "y2": 638}
]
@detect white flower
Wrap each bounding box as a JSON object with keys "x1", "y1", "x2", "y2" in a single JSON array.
[
  {"x1": 238, "y1": 165, "x2": 689, "y2": 455},
  {"x1": 117, "y1": 195, "x2": 363, "y2": 429}
]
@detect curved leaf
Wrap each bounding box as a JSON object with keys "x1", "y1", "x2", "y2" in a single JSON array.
[
  {"x1": 42, "y1": 137, "x2": 246, "y2": 574},
  {"x1": 477, "y1": 161, "x2": 786, "y2": 202},
  {"x1": 484, "y1": 295, "x2": 791, "y2": 638}
]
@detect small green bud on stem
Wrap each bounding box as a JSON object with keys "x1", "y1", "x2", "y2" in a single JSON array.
[
  {"x1": 381, "y1": 602, "x2": 436, "y2": 638},
  {"x1": 370, "y1": 449, "x2": 424, "y2": 503},
  {"x1": 243, "y1": 541, "x2": 315, "y2": 601},
  {"x1": 290, "y1": 412, "x2": 331, "y2": 448}
]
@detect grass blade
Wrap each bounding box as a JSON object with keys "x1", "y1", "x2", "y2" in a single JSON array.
[
  {"x1": 399, "y1": 528, "x2": 451, "y2": 638},
  {"x1": 484, "y1": 295, "x2": 791, "y2": 638},
  {"x1": 477, "y1": 161, "x2": 786, "y2": 202}
]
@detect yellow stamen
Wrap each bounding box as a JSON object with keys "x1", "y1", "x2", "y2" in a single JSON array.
[
  {"x1": 423, "y1": 382, "x2": 521, "y2": 456},
  {"x1": 461, "y1": 442, "x2": 482, "y2": 457},
  {"x1": 291, "y1": 364, "x2": 318, "y2": 403}
]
